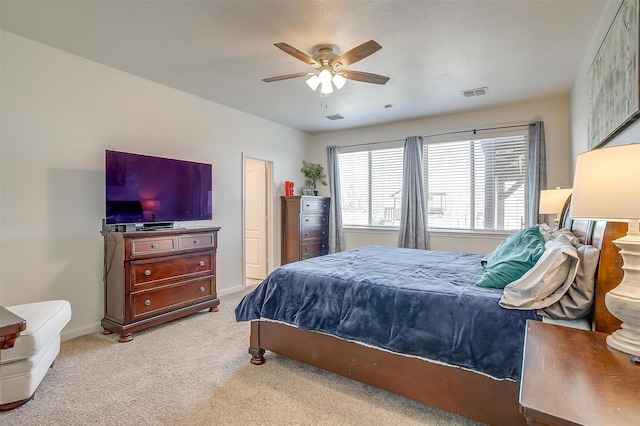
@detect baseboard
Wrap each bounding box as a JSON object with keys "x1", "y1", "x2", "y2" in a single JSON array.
[
  {"x1": 61, "y1": 322, "x2": 103, "y2": 342},
  {"x1": 218, "y1": 284, "x2": 246, "y2": 297}
]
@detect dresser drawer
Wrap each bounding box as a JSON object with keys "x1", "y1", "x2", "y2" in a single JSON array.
[
  {"x1": 178, "y1": 233, "x2": 215, "y2": 250},
  {"x1": 130, "y1": 237, "x2": 176, "y2": 257},
  {"x1": 301, "y1": 241, "x2": 327, "y2": 259},
  {"x1": 131, "y1": 277, "x2": 214, "y2": 320},
  {"x1": 301, "y1": 227, "x2": 327, "y2": 241},
  {"x1": 300, "y1": 214, "x2": 327, "y2": 229},
  {"x1": 301, "y1": 198, "x2": 330, "y2": 213},
  {"x1": 131, "y1": 252, "x2": 214, "y2": 288}
]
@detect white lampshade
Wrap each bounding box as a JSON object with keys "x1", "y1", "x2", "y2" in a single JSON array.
[
  {"x1": 306, "y1": 75, "x2": 320, "y2": 91},
  {"x1": 569, "y1": 144, "x2": 640, "y2": 221},
  {"x1": 539, "y1": 187, "x2": 572, "y2": 215},
  {"x1": 332, "y1": 73, "x2": 347, "y2": 90},
  {"x1": 318, "y1": 69, "x2": 332, "y2": 85}
]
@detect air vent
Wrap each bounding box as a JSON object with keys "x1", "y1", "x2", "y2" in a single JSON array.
[
  {"x1": 325, "y1": 114, "x2": 345, "y2": 121},
  {"x1": 462, "y1": 87, "x2": 488, "y2": 97}
]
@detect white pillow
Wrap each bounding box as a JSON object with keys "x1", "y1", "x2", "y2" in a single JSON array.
[
  {"x1": 499, "y1": 235, "x2": 579, "y2": 310},
  {"x1": 538, "y1": 223, "x2": 580, "y2": 246},
  {"x1": 539, "y1": 243, "x2": 600, "y2": 319}
]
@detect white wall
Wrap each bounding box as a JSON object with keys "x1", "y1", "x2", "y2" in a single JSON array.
[
  {"x1": 310, "y1": 95, "x2": 572, "y2": 253},
  {"x1": 0, "y1": 31, "x2": 311, "y2": 339}
]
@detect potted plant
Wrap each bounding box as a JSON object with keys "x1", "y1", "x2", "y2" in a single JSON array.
[{"x1": 300, "y1": 161, "x2": 328, "y2": 195}]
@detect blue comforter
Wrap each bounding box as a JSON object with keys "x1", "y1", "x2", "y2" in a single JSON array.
[{"x1": 235, "y1": 246, "x2": 540, "y2": 380}]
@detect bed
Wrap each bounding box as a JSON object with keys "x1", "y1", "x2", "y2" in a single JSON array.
[{"x1": 235, "y1": 210, "x2": 626, "y2": 425}]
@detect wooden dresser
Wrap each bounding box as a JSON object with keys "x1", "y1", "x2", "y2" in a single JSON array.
[
  {"x1": 281, "y1": 196, "x2": 330, "y2": 265},
  {"x1": 519, "y1": 320, "x2": 640, "y2": 425},
  {"x1": 101, "y1": 226, "x2": 221, "y2": 342}
]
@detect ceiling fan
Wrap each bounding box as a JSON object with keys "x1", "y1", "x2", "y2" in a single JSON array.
[{"x1": 262, "y1": 40, "x2": 390, "y2": 95}]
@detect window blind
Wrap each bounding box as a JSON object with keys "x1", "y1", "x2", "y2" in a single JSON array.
[
  {"x1": 338, "y1": 135, "x2": 528, "y2": 231},
  {"x1": 339, "y1": 147, "x2": 403, "y2": 227},
  {"x1": 426, "y1": 136, "x2": 528, "y2": 231}
]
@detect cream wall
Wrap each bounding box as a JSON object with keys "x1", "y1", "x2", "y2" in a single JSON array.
[
  {"x1": 310, "y1": 95, "x2": 572, "y2": 253},
  {"x1": 0, "y1": 31, "x2": 311, "y2": 339}
]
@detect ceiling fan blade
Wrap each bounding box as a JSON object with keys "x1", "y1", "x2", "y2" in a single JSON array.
[
  {"x1": 262, "y1": 72, "x2": 310, "y2": 82},
  {"x1": 274, "y1": 42, "x2": 317, "y2": 66},
  {"x1": 333, "y1": 40, "x2": 382, "y2": 67},
  {"x1": 342, "y1": 70, "x2": 390, "y2": 85}
]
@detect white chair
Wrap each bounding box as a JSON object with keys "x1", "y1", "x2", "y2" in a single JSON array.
[{"x1": 0, "y1": 300, "x2": 71, "y2": 410}]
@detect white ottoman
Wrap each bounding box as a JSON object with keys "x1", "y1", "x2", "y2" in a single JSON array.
[{"x1": 0, "y1": 300, "x2": 72, "y2": 410}]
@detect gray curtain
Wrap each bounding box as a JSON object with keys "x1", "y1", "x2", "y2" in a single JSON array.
[
  {"x1": 398, "y1": 136, "x2": 429, "y2": 249},
  {"x1": 326, "y1": 145, "x2": 344, "y2": 253},
  {"x1": 527, "y1": 121, "x2": 547, "y2": 226}
]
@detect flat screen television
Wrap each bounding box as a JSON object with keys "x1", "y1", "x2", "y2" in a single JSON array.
[{"x1": 105, "y1": 150, "x2": 212, "y2": 227}]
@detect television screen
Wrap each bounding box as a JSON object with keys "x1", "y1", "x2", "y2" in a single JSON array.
[{"x1": 105, "y1": 150, "x2": 212, "y2": 225}]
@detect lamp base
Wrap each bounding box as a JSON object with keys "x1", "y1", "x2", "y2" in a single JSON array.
[
  {"x1": 605, "y1": 225, "x2": 640, "y2": 356},
  {"x1": 606, "y1": 327, "x2": 640, "y2": 356}
]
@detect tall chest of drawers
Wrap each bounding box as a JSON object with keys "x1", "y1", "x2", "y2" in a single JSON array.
[
  {"x1": 101, "y1": 227, "x2": 221, "y2": 342},
  {"x1": 281, "y1": 196, "x2": 330, "y2": 265}
]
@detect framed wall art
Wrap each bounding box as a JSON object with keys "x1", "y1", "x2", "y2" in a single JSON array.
[{"x1": 588, "y1": 0, "x2": 640, "y2": 149}]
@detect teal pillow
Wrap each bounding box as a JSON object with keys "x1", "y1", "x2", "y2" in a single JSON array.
[{"x1": 475, "y1": 226, "x2": 546, "y2": 289}]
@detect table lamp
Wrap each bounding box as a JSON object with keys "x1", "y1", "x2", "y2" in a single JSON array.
[
  {"x1": 539, "y1": 187, "x2": 572, "y2": 227},
  {"x1": 569, "y1": 143, "x2": 640, "y2": 356}
]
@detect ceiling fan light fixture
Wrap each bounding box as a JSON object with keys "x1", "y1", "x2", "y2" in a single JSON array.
[
  {"x1": 332, "y1": 73, "x2": 347, "y2": 90},
  {"x1": 320, "y1": 81, "x2": 334, "y2": 95},
  {"x1": 318, "y1": 69, "x2": 332, "y2": 85},
  {"x1": 306, "y1": 75, "x2": 320, "y2": 91}
]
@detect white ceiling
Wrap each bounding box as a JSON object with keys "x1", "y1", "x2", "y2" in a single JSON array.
[{"x1": 0, "y1": 0, "x2": 608, "y2": 134}]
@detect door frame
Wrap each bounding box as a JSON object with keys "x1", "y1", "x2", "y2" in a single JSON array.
[{"x1": 241, "y1": 153, "x2": 274, "y2": 286}]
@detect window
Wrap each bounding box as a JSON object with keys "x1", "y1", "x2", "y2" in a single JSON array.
[
  {"x1": 339, "y1": 147, "x2": 403, "y2": 227},
  {"x1": 339, "y1": 135, "x2": 528, "y2": 231}
]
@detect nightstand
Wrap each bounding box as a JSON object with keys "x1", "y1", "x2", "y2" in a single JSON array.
[
  {"x1": 519, "y1": 320, "x2": 640, "y2": 425},
  {"x1": 0, "y1": 306, "x2": 26, "y2": 349}
]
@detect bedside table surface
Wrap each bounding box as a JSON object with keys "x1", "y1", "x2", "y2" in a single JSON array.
[
  {"x1": 520, "y1": 320, "x2": 640, "y2": 426},
  {"x1": 0, "y1": 306, "x2": 26, "y2": 350}
]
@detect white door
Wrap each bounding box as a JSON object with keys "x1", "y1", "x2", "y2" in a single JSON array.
[{"x1": 245, "y1": 158, "x2": 268, "y2": 279}]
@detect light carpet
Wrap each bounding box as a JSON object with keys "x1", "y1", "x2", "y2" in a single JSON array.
[{"x1": 0, "y1": 289, "x2": 481, "y2": 425}]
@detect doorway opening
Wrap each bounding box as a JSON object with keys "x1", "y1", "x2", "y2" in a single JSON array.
[{"x1": 243, "y1": 156, "x2": 274, "y2": 287}]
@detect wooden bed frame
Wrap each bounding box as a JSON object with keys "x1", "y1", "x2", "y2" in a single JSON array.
[{"x1": 246, "y1": 217, "x2": 626, "y2": 425}]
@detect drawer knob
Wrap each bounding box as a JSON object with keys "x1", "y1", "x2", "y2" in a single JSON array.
[
  {"x1": 199, "y1": 261, "x2": 205, "y2": 267},
  {"x1": 305, "y1": 247, "x2": 309, "y2": 251},
  {"x1": 322, "y1": 218, "x2": 326, "y2": 221},
  {"x1": 144, "y1": 270, "x2": 151, "y2": 276},
  {"x1": 200, "y1": 287, "x2": 205, "y2": 292},
  {"x1": 144, "y1": 300, "x2": 151, "y2": 306},
  {"x1": 194, "y1": 239, "x2": 200, "y2": 244},
  {"x1": 305, "y1": 218, "x2": 309, "y2": 222},
  {"x1": 151, "y1": 243, "x2": 158, "y2": 249},
  {"x1": 305, "y1": 233, "x2": 309, "y2": 237},
  {"x1": 306, "y1": 204, "x2": 310, "y2": 207}
]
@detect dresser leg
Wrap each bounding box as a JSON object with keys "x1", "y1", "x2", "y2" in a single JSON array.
[
  {"x1": 209, "y1": 305, "x2": 219, "y2": 312},
  {"x1": 118, "y1": 333, "x2": 133, "y2": 343},
  {"x1": 101, "y1": 329, "x2": 113, "y2": 335}
]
